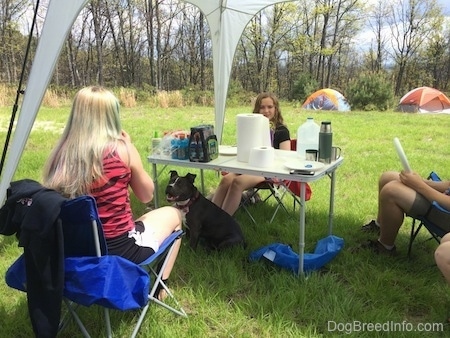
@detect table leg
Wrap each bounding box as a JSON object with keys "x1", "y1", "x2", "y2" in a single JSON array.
[
  {"x1": 328, "y1": 171, "x2": 336, "y2": 235},
  {"x1": 298, "y1": 182, "x2": 306, "y2": 276},
  {"x1": 200, "y1": 169, "x2": 205, "y2": 194},
  {"x1": 152, "y1": 163, "x2": 159, "y2": 208}
]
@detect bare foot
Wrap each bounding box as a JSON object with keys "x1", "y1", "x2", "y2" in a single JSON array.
[{"x1": 157, "y1": 288, "x2": 168, "y2": 301}]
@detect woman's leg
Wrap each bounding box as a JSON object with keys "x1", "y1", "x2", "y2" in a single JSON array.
[
  {"x1": 220, "y1": 174, "x2": 266, "y2": 216},
  {"x1": 435, "y1": 233, "x2": 450, "y2": 284},
  {"x1": 211, "y1": 173, "x2": 237, "y2": 208},
  {"x1": 376, "y1": 171, "x2": 401, "y2": 222},
  {"x1": 136, "y1": 206, "x2": 183, "y2": 281},
  {"x1": 377, "y1": 180, "x2": 416, "y2": 246}
]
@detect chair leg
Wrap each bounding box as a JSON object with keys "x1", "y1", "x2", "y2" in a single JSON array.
[
  {"x1": 408, "y1": 219, "x2": 423, "y2": 257},
  {"x1": 62, "y1": 299, "x2": 91, "y2": 338},
  {"x1": 148, "y1": 240, "x2": 187, "y2": 316}
]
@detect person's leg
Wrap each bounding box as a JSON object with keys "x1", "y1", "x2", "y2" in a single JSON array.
[
  {"x1": 376, "y1": 171, "x2": 401, "y2": 222},
  {"x1": 136, "y1": 206, "x2": 182, "y2": 281},
  {"x1": 435, "y1": 233, "x2": 450, "y2": 284},
  {"x1": 377, "y1": 180, "x2": 416, "y2": 247},
  {"x1": 362, "y1": 171, "x2": 401, "y2": 231},
  {"x1": 220, "y1": 174, "x2": 266, "y2": 216},
  {"x1": 211, "y1": 173, "x2": 237, "y2": 208}
]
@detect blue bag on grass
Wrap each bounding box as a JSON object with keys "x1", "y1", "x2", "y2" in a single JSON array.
[{"x1": 249, "y1": 235, "x2": 344, "y2": 274}]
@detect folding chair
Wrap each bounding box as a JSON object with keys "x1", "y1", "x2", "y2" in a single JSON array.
[
  {"x1": 6, "y1": 195, "x2": 186, "y2": 338},
  {"x1": 239, "y1": 139, "x2": 312, "y2": 224},
  {"x1": 407, "y1": 171, "x2": 450, "y2": 256}
]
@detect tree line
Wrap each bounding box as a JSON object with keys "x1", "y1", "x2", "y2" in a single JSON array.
[{"x1": 1, "y1": 0, "x2": 449, "y2": 107}]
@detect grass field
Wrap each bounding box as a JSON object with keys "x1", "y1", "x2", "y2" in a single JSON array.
[{"x1": 1, "y1": 103, "x2": 450, "y2": 337}]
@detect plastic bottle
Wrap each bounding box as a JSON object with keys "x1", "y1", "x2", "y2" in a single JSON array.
[
  {"x1": 318, "y1": 121, "x2": 333, "y2": 163},
  {"x1": 296, "y1": 117, "x2": 320, "y2": 158},
  {"x1": 151, "y1": 131, "x2": 161, "y2": 155},
  {"x1": 177, "y1": 134, "x2": 188, "y2": 160},
  {"x1": 171, "y1": 136, "x2": 179, "y2": 159}
]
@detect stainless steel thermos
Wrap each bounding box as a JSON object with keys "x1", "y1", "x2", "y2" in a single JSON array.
[{"x1": 318, "y1": 121, "x2": 332, "y2": 163}]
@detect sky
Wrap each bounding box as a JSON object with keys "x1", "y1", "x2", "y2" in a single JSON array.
[{"x1": 354, "y1": 0, "x2": 450, "y2": 54}]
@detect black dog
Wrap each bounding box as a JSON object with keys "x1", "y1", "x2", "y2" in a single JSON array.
[{"x1": 165, "y1": 170, "x2": 245, "y2": 251}]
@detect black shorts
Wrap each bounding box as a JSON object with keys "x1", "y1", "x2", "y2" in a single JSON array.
[
  {"x1": 408, "y1": 193, "x2": 450, "y2": 232},
  {"x1": 106, "y1": 221, "x2": 156, "y2": 264}
]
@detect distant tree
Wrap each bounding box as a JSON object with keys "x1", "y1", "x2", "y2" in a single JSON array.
[
  {"x1": 0, "y1": 0, "x2": 29, "y2": 83},
  {"x1": 367, "y1": 0, "x2": 390, "y2": 72},
  {"x1": 388, "y1": 0, "x2": 443, "y2": 95},
  {"x1": 347, "y1": 71, "x2": 394, "y2": 111}
]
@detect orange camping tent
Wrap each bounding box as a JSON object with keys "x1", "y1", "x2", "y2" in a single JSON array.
[
  {"x1": 302, "y1": 88, "x2": 351, "y2": 111},
  {"x1": 398, "y1": 87, "x2": 450, "y2": 113}
]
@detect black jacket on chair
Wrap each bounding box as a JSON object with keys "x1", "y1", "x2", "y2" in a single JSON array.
[{"x1": 0, "y1": 179, "x2": 67, "y2": 338}]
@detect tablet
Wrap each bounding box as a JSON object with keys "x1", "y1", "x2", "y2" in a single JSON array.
[{"x1": 393, "y1": 137, "x2": 411, "y2": 172}]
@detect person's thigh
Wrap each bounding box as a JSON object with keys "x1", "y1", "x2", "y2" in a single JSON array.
[
  {"x1": 232, "y1": 174, "x2": 266, "y2": 191},
  {"x1": 136, "y1": 206, "x2": 182, "y2": 244},
  {"x1": 406, "y1": 192, "x2": 431, "y2": 218}
]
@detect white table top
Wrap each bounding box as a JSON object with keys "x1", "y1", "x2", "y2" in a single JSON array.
[{"x1": 148, "y1": 149, "x2": 343, "y2": 182}]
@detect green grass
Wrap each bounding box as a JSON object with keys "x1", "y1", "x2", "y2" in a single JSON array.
[{"x1": 1, "y1": 104, "x2": 450, "y2": 337}]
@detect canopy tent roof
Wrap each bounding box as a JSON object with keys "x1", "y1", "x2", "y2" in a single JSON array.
[
  {"x1": 302, "y1": 88, "x2": 351, "y2": 111},
  {"x1": 398, "y1": 86, "x2": 450, "y2": 113},
  {"x1": 0, "y1": 0, "x2": 293, "y2": 204}
]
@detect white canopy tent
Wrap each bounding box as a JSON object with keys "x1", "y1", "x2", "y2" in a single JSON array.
[{"x1": 0, "y1": 0, "x2": 291, "y2": 203}]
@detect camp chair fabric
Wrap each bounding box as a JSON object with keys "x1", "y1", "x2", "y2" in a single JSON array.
[
  {"x1": 5, "y1": 195, "x2": 186, "y2": 338},
  {"x1": 240, "y1": 139, "x2": 312, "y2": 224},
  {"x1": 407, "y1": 172, "x2": 450, "y2": 256},
  {"x1": 249, "y1": 235, "x2": 344, "y2": 273}
]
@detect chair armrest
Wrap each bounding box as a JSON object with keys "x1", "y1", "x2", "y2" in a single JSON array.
[
  {"x1": 429, "y1": 171, "x2": 441, "y2": 181},
  {"x1": 432, "y1": 201, "x2": 450, "y2": 214}
]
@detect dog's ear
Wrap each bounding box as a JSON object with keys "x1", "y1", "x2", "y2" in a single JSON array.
[
  {"x1": 169, "y1": 170, "x2": 178, "y2": 178},
  {"x1": 186, "y1": 173, "x2": 197, "y2": 183}
]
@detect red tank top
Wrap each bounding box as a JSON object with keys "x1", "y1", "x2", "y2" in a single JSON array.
[{"x1": 90, "y1": 150, "x2": 134, "y2": 238}]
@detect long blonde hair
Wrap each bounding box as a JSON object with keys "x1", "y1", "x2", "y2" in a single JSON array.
[{"x1": 43, "y1": 86, "x2": 122, "y2": 197}]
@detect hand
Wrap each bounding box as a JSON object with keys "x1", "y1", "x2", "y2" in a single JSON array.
[
  {"x1": 399, "y1": 170, "x2": 423, "y2": 189},
  {"x1": 121, "y1": 130, "x2": 131, "y2": 143}
]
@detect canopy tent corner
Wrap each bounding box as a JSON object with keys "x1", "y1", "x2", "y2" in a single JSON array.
[{"x1": 0, "y1": 0, "x2": 293, "y2": 204}]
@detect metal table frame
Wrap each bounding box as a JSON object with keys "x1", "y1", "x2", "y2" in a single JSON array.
[{"x1": 148, "y1": 152, "x2": 343, "y2": 276}]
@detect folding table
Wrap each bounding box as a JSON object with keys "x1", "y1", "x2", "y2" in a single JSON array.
[{"x1": 148, "y1": 150, "x2": 343, "y2": 276}]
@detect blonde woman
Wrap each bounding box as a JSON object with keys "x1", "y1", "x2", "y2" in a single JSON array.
[
  {"x1": 43, "y1": 86, "x2": 182, "y2": 300},
  {"x1": 211, "y1": 92, "x2": 291, "y2": 216}
]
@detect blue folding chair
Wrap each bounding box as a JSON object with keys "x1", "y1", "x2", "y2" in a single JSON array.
[
  {"x1": 407, "y1": 172, "x2": 450, "y2": 256},
  {"x1": 6, "y1": 195, "x2": 186, "y2": 337}
]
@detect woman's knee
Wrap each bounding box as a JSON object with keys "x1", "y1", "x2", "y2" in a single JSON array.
[
  {"x1": 219, "y1": 174, "x2": 234, "y2": 187},
  {"x1": 435, "y1": 242, "x2": 450, "y2": 267},
  {"x1": 440, "y1": 233, "x2": 450, "y2": 244},
  {"x1": 379, "y1": 171, "x2": 399, "y2": 189}
]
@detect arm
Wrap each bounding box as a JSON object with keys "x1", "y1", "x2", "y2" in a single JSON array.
[
  {"x1": 425, "y1": 179, "x2": 450, "y2": 193},
  {"x1": 400, "y1": 171, "x2": 450, "y2": 210},
  {"x1": 279, "y1": 139, "x2": 291, "y2": 150},
  {"x1": 119, "y1": 131, "x2": 154, "y2": 203}
]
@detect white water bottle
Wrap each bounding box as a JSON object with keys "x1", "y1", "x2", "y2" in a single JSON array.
[{"x1": 296, "y1": 117, "x2": 320, "y2": 158}]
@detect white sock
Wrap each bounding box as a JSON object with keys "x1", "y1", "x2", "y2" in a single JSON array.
[{"x1": 378, "y1": 239, "x2": 394, "y2": 250}]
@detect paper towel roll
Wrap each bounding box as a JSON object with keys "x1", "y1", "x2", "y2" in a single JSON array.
[
  {"x1": 249, "y1": 146, "x2": 275, "y2": 168},
  {"x1": 236, "y1": 114, "x2": 271, "y2": 162}
]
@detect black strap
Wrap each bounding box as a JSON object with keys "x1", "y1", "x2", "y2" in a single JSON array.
[{"x1": 0, "y1": 0, "x2": 41, "y2": 176}]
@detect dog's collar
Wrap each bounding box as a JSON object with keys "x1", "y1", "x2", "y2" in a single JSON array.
[{"x1": 174, "y1": 190, "x2": 200, "y2": 213}]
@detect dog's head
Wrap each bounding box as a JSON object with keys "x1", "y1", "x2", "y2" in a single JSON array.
[{"x1": 165, "y1": 170, "x2": 197, "y2": 203}]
